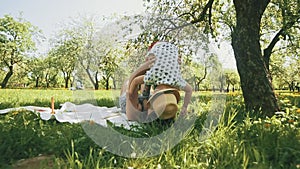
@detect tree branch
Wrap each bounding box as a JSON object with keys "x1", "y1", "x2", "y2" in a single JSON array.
[
  {"x1": 160, "y1": 0, "x2": 215, "y2": 38},
  {"x1": 263, "y1": 10, "x2": 300, "y2": 68},
  {"x1": 190, "y1": 0, "x2": 214, "y2": 24}
]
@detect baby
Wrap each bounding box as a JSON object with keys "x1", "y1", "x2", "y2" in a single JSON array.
[{"x1": 144, "y1": 41, "x2": 192, "y2": 116}]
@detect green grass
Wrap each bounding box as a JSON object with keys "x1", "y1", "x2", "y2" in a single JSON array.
[
  {"x1": 0, "y1": 89, "x2": 299, "y2": 169},
  {"x1": 0, "y1": 89, "x2": 120, "y2": 109}
]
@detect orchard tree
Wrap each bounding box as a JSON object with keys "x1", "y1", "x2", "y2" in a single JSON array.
[
  {"x1": 224, "y1": 69, "x2": 239, "y2": 92},
  {"x1": 269, "y1": 47, "x2": 300, "y2": 91},
  {"x1": 185, "y1": 62, "x2": 207, "y2": 91},
  {"x1": 49, "y1": 38, "x2": 81, "y2": 88},
  {"x1": 60, "y1": 15, "x2": 121, "y2": 90},
  {"x1": 269, "y1": 53, "x2": 289, "y2": 89},
  {"x1": 5, "y1": 62, "x2": 30, "y2": 88},
  {"x1": 43, "y1": 55, "x2": 60, "y2": 88},
  {"x1": 27, "y1": 57, "x2": 46, "y2": 88},
  {"x1": 184, "y1": 53, "x2": 222, "y2": 91},
  {"x1": 99, "y1": 48, "x2": 119, "y2": 90},
  {"x1": 134, "y1": 0, "x2": 300, "y2": 116},
  {"x1": 0, "y1": 15, "x2": 38, "y2": 88},
  {"x1": 112, "y1": 65, "x2": 127, "y2": 89}
]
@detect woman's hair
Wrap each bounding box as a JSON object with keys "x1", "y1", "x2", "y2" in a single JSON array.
[{"x1": 148, "y1": 41, "x2": 159, "y2": 51}]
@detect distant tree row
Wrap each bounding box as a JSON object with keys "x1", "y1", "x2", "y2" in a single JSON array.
[
  {"x1": 0, "y1": 15, "x2": 123, "y2": 90},
  {"x1": 0, "y1": 10, "x2": 299, "y2": 97},
  {"x1": 0, "y1": 14, "x2": 237, "y2": 91}
]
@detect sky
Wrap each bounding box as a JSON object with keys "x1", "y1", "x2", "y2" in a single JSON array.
[
  {"x1": 0, "y1": 0, "x2": 236, "y2": 69},
  {"x1": 0, "y1": 0, "x2": 144, "y2": 37}
]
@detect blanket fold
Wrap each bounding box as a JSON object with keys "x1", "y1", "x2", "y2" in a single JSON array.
[{"x1": 0, "y1": 102, "x2": 134, "y2": 129}]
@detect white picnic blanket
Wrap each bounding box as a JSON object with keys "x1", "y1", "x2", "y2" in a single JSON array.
[{"x1": 0, "y1": 102, "x2": 135, "y2": 129}]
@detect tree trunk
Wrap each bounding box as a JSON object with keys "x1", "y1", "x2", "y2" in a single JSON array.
[
  {"x1": 1, "y1": 66, "x2": 13, "y2": 88},
  {"x1": 232, "y1": 0, "x2": 279, "y2": 117},
  {"x1": 296, "y1": 84, "x2": 300, "y2": 92},
  {"x1": 35, "y1": 76, "x2": 39, "y2": 88},
  {"x1": 105, "y1": 78, "x2": 109, "y2": 90},
  {"x1": 290, "y1": 81, "x2": 295, "y2": 92},
  {"x1": 226, "y1": 83, "x2": 230, "y2": 93},
  {"x1": 65, "y1": 79, "x2": 69, "y2": 89},
  {"x1": 94, "y1": 83, "x2": 99, "y2": 90},
  {"x1": 196, "y1": 81, "x2": 200, "y2": 91},
  {"x1": 45, "y1": 74, "x2": 50, "y2": 88},
  {"x1": 46, "y1": 78, "x2": 50, "y2": 88},
  {"x1": 63, "y1": 72, "x2": 70, "y2": 89},
  {"x1": 83, "y1": 68, "x2": 101, "y2": 90},
  {"x1": 64, "y1": 73, "x2": 71, "y2": 89},
  {"x1": 94, "y1": 72, "x2": 99, "y2": 90},
  {"x1": 219, "y1": 83, "x2": 224, "y2": 92},
  {"x1": 111, "y1": 76, "x2": 116, "y2": 89}
]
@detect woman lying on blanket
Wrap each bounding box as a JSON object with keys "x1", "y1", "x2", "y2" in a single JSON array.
[
  {"x1": 119, "y1": 53, "x2": 156, "y2": 122},
  {"x1": 119, "y1": 41, "x2": 193, "y2": 122}
]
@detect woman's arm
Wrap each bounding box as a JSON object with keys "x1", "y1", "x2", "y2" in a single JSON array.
[
  {"x1": 127, "y1": 55, "x2": 155, "y2": 87},
  {"x1": 126, "y1": 75, "x2": 145, "y2": 121},
  {"x1": 180, "y1": 83, "x2": 193, "y2": 116},
  {"x1": 127, "y1": 75, "x2": 145, "y2": 99}
]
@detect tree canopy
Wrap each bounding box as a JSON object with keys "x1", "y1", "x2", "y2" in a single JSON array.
[
  {"x1": 0, "y1": 15, "x2": 37, "y2": 88},
  {"x1": 127, "y1": 0, "x2": 300, "y2": 117}
]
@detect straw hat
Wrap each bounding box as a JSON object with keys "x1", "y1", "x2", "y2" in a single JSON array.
[{"x1": 147, "y1": 88, "x2": 180, "y2": 119}]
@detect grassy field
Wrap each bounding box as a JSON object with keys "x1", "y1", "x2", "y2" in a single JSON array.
[
  {"x1": 0, "y1": 89, "x2": 299, "y2": 169},
  {"x1": 0, "y1": 89, "x2": 120, "y2": 109}
]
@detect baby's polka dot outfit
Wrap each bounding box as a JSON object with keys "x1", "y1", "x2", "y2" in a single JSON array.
[{"x1": 144, "y1": 42, "x2": 187, "y2": 90}]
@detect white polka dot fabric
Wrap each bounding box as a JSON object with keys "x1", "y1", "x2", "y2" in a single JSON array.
[{"x1": 144, "y1": 42, "x2": 187, "y2": 89}]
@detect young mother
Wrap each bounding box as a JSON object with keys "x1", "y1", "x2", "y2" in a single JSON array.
[{"x1": 119, "y1": 41, "x2": 193, "y2": 122}]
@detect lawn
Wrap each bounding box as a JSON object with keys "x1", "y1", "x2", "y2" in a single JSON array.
[
  {"x1": 0, "y1": 89, "x2": 120, "y2": 109},
  {"x1": 0, "y1": 89, "x2": 299, "y2": 169}
]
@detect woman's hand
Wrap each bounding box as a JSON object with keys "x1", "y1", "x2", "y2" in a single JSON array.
[
  {"x1": 143, "y1": 54, "x2": 156, "y2": 69},
  {"x1": 180, "y1": 83, "x2": 192, "y2": 116},
  {"x1": 178, "y1": 55, "x2": 182, "y2": 65},
  {"x1": 145, "y1": 53, "x2": 155, "y2": 61},
  {"x1": 128, "y1": 54, "x2": 156, "y2": 85},
  {"x1": 179, "y1": 106, "x2": 188, "y2": 116}
]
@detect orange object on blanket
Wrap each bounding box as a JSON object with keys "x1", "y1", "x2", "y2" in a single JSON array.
[{"x1": 51, "y1": 97, "x2": 55, "y2": 114}]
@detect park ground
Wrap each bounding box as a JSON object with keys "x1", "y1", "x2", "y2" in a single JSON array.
[{"x1": 0, "y1": 89, "x2": 299, "y2": 169}]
